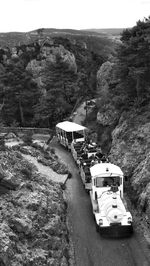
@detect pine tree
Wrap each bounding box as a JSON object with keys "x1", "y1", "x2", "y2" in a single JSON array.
[
  {"x1": 0, "y1": 58, "x2": 40, "y2": 126},
  {"x1": 117, "y1": 17, "x2": 150, "y2": 102},
  {"x1": 35, "y1": 54, "x2": 78, "y2": 126}
]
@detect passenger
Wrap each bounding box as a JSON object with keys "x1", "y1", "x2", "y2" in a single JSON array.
[
  {"x1": 80, "y1": 142, "x2": 87, "y2": 151},
  {"x1": 101, "y1": 155, "x2": 108, "y2": 163},
  {"x1": 81, "y1": 151, "x2": 88, "y2": 159},
  {"x1": 90, "y1": 154, "x2": 98, "y2": 166},
  {"x1": 95, "y1": 150, "x2": 103, "y2": 161},
  {"x1": 90, "y1": 154, "x2": 96, "y2": 166}
]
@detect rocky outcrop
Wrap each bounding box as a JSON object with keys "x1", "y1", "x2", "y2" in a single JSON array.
[
  {"x1": 26, "y1": 44, "x2": 77, "y2": 88},
  {"x1": 109, "y1": 105, "x2": 150, "y2": 219},
  {"x1": 0, "y1": 148, "x2": 70, "y2": 265},
  {"x1": 18, "y1": 144, "x2": 68, "y2": 175},
  {"x1": 97, "y1": 103, "x2": 119, "y2": 126},
  {"x1": 97, "y1": 61, "x2": 115, "y2": 96},
  {"x1": 96, "y1": 61, "x2": 121, "y2": 153}
]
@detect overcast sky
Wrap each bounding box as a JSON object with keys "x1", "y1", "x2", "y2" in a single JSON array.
[{"x1": 0, "y1": 0, "x2": 150, "y2": 32}]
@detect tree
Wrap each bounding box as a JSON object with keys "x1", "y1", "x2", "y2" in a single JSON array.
[
  {"x1": 117, "y1": 17, "x2": 150, "y2": 102},
  {"x1": 0, "y1": 58, "x2": 40, "y2": 126},
  {"x1": 35, "y1": 54, "x2": 78, "y2": 126}
]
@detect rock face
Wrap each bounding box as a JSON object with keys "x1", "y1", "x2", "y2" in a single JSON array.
[
  {"x1": 97, "y1": 61, "x2": 115, "y2": 97},
  {"x1": 109, "y1": 105, "x2": 150, "y2": 219},
  {"x1": 0, "y1": 148, "x2": 69, "y2": 266},
  {"x1": 97, "y1": 103, "x2": 119, "y2": 126},
  {"x1": 96, "y1": 61, "x2": 120, "y2": 153},
  {"x1": 96, "y1": 59, "x2": 150, "y2": 229},
  {"x1": 25, "y1": 43, "x2": 77, "y2": 90}
]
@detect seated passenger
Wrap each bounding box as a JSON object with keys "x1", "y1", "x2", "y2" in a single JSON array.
[
  {"x1": 81, "y1": 151, "x2": 88, "y2": 159},
  {"x1": 101, "y1": 155, "x2": 108, "y2": 163},
  {"x1": 95, "y1": 147, "x2": 103, "y2": 160},
  {"x1": 90, "y1": 154, "x2": 98, "y2": 166}
]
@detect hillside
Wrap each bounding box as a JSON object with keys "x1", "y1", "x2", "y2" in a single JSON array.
[
  {"x1": 85, "y1": 28, "x2": 125, "y2": 35},
  {"x1": 0, "y1": 27, "x2": 118, "y2": 128},
  {"x1": 0, "y1": 27, "x2": 119, "y2": 56}
]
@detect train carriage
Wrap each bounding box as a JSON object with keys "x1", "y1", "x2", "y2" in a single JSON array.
[{"x1": 56, "y1": 121, "x2": 87, "y2": 150}]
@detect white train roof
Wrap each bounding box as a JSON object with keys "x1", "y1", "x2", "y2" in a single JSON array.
[
  {"x1": 90, "y1": 163, "x2": 123, "y2": 177},
  {"x1": 56, "y1": 121, "x2": 87, "y2": 132}
]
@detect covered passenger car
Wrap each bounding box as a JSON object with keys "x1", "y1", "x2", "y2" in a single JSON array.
[{"x1": 56, "y1": 121, "x2": 87, "y2": 149}]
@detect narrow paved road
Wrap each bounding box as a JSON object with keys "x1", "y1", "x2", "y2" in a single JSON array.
[
  {"x1": 51, "y1": 140, "x2": 150, "y2": 266},
  {"x1": 73, "y1": 102, "x2": 86, "y2": 125}
]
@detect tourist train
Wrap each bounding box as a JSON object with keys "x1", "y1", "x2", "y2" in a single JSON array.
[{"x1": 56, "y1": 121, "x2": 133, "y2": 237}]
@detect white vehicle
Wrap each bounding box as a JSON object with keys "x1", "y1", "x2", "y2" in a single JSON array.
[
  {"x1": 56, "y1": 121, "x2": 87, "y2": 150},
  {"x1": 90, "y1": 163, "x2": 133, "y2": 237}
]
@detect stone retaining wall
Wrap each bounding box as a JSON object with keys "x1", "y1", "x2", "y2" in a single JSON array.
[{"x1": 0, "y1": 127, "x2": 51, "y2": 135}]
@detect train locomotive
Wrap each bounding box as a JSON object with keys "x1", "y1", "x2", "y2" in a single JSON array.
[
  {"x1": 90, "y1": 163, "x2": 133, "y2": 237},
  {"x1": 56, "y1": 121, "x2": 133, "y2": 237}
]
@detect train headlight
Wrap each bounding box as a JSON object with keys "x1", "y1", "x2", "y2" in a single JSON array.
[
  {"x1": 99, "y1": 219, "x2": 103, "y2": 226},
  {"x1": 128, "y1": 217, "x2": 132, "y2": 224}
]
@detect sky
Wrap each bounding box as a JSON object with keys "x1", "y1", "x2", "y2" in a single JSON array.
[{"x1": 0, "y1": 0, "x2": 150, "y2": 32}]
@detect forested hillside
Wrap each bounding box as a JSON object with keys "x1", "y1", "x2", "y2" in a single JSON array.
[{"x1": 0, "y1": 28, "x2": 117, "y2": 128}]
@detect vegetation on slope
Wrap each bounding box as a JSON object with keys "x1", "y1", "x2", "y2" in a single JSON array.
[{"x1": 0, "y1": 28, "x2": 115, "y2": 128}]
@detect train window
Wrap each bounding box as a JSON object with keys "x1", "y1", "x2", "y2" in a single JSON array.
[
  {"x1": 113, "y1": 176, "x2": 121, "y2": 185},
  {"x1": 102, "y1": 176, "x2": 121, "y2": 187},
  {"x1": 73, "y1": 130, "x2": 84, "y2": 140},
  {"x1": 96, "y1": 177, "x2": 104, "y2": 187},
  {"x1": 103, "y1": 177, "x2": 114, "y2": 187}
]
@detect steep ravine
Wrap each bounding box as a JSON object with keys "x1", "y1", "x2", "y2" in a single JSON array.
[
  {"x1": 96, "y1": 103, "x2": 150, "y2": 245},
  {"x1": 109, "y1": 105, "x2": 150, "y2": 244},
  {"x1": 74, "y1": 100, "x2": 150, "y2": 246}
]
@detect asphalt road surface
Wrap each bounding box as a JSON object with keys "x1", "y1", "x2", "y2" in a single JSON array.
[{"x1": 51, "y1": 140, "x2": 150, "y2": 266}]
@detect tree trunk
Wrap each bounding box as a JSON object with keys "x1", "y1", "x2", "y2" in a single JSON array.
[
  {"x1": 0, "y1": 98, "x2": 5, "y2": 112},
  {"x1": 18, "y1": 98, "x2": 24, "y2": 126}
]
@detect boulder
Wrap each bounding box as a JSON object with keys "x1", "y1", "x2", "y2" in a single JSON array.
[{"x1": 10, "y1": 217, "x2": 32, "y2": 235}]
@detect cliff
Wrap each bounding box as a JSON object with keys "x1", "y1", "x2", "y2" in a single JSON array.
[{"x1": 96, "y1": 59, "x2": 150, "y2": 235}]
